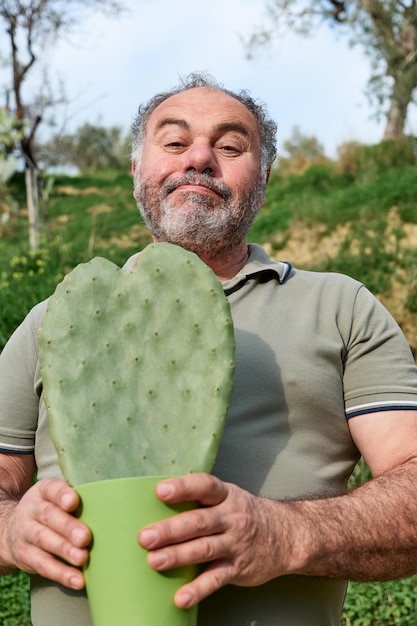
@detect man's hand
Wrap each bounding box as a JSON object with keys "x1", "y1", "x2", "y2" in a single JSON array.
[
  {"x1": 138, "y1": 473, "x2": 288, "y2": 609},
  {"x1": 139, "y1": 423, "x2": 417, "y2": 612},
  {"x1": 3, "y1": 478, "x2": 91, "y2": 589}
]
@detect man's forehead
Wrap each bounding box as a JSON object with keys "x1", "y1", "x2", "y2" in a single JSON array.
[{"x1": 146, "y1": 87, "x2": 259, "y2": 134}]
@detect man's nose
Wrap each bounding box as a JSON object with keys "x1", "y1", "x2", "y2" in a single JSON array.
[{"x1": 183, "y1": 142, "x2": 217, "y2": 175}]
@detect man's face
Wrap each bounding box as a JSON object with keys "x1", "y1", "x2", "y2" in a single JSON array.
[{"x1": 132, "y1": 87, "x2": 266, "y2": 259}]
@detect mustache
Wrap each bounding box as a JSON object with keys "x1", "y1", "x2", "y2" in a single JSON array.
[{"x1": 164, "y1": 172, "x2": 233, "y2": 201}]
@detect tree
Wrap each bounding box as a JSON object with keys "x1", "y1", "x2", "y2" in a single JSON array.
[
  {"x1": 247, "y1": 1, "x2": 417, "y2": 141},
  {"x1": 279, "y1": 126, "x2": 327, "y2": 174},
  {"x1": 38, "y1": 122, "x2": 131, "y2": 173},
  {"x1": 0, "y1": 0, "x2": 125, "y2": 249}
]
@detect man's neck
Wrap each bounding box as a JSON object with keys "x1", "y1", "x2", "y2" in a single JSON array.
[{"x1": 200, "y1": 243, "x2": 250, "y2": 283}]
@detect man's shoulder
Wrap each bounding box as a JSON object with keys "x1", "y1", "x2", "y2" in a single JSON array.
[
  {"x1": 247, "y1": 244, "x2": 363, "y2": 291},
  {"x1": 289, "y1": 266, "x2": 363, "y2": 289},
  {"x1": 29, "y1": 299, "x2": 49, "y2": 328}
]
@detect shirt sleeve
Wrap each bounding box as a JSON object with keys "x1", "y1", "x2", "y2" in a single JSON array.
[
  {"x1": 0, "y1": 300, "x2": 47, "y2": 453},
  {"x1": 343, "y1": 285, "x2": 417, "y2": 418}
]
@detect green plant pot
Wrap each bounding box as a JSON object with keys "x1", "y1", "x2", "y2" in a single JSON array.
[{"x1": 76, "y1": 476, "x2": 198, "y2": 626}]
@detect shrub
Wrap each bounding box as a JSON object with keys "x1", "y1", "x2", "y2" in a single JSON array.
[
  {"x1": 0, "y1": 245, "x2": 67, "y2": 348},
  {"x1": 337, "y1": 138, "x2": 417, "y2": 179}
]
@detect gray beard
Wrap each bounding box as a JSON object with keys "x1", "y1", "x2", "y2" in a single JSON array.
[{"x1": 135, "y1": 172, "x2": 264, "y2": 260}]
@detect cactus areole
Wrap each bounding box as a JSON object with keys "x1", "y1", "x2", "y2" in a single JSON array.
[{"x1": 39, "y1": 243, "x2": 235, "y2": 487}]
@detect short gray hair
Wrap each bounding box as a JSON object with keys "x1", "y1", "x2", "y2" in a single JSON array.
[{"x1": 131, "y1": 72, "x2": 277, "y2": 178}]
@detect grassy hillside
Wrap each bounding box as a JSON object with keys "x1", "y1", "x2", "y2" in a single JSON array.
[
  {"x1": 2, "y1": 140, "x2": 417, "y2": 352},
  {"x1": 1, "y1": 139, "x2": 417, "y2": 625}
]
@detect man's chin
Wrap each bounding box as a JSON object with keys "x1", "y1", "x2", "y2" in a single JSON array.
[{"x1": 169, "y1": 192, "x2": 220, "y2": 212}]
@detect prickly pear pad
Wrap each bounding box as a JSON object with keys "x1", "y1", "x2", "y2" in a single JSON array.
[{"x1": 39, "y1": 243, "x2": 235, "y2": 486}]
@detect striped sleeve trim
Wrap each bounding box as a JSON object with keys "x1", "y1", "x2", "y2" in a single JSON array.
[
  {"x1": 0, "y1": 442, "x2": 34, "y2": 455},
  {"x1": 346, "y1": 400, "x2": 417, "y2": 419}
]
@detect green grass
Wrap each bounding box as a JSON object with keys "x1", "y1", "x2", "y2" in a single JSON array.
[
  {"x1": 0, "y1": 572, "x2": 31, "y2": 626},
  {"x1": 249, "y1": 163, "x2": 417, "y2": 241},
  {"x1": 342, "y1": 577, "x2": 417, "y2": 625},
  {"x1": 1, "y1": 141, "x2": 417, "y2": 624}
]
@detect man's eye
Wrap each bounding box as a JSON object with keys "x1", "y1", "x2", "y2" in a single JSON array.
[
  {"x1": 219, "y1": 145, "x2": 242, "y2": 155},
  {"x1": 165, "y1": 142, "x2": 184, "y2": 149}
]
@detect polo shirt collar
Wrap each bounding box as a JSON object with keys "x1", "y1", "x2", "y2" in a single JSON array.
[{"x1": 221, "y1": 243, "x2": 292, "y2": 294}]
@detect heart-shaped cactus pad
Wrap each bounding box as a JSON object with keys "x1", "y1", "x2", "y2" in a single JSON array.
[{"x1": 39, "y1": 243, "x2": 235, "y2": 486}]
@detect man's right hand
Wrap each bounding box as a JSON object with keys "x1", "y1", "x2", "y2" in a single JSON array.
[{"x1": 1, "y1": 468, "x2": 91, "y2": 590}]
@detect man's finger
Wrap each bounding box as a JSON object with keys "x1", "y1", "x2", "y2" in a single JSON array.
[
  {"x1": 174, "y1": 560, "x2": 234, "y2": 609},
  {"x1": 37, "y1": 478, "x2": 80, "y2": 512},
  {"x1": 28, "y1": 544, "x2": 86, "y2": 590},
  {"x1": 155, "y1": 473, "x2": 229, "y2": 506},
  {"x1": 139, "y1": 501, "x2": 225, "y2": 550}
]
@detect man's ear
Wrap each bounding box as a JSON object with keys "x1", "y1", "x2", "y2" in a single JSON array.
[
  {"x1": 131, "y1": 161, "x2": 137, "y2": 176},
  {"x1": 266, "y1": 167, "x2": 271, "y2": 184}
]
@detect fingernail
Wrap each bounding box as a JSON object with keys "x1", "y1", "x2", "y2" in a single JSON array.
[
  {"x1": 139, "y1": 528, "x2": 158, "y2": 547},
  {"x1": 177, "y1": 591, "x2": 193, "y2": 609},
  {"x1": 156, "y1": 482, "x2": 174, "y2": 498},
  {"x1": 149, "y1": 551, "x2": 168, "y2": 568},
  {"x1": 72, "y1": 527, "x2": 89, "y2": 545},
  {"x1": 61, "y1": 493, "x2": 75, "y2": 509},
  {"x1": 69, "y1": 575, "x2": 84, "y2": 590}
]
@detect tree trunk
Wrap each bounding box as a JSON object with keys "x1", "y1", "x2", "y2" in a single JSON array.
[
  {"x1": 384, "y1": 99, "x2": 406, "y2": 140},
  {"x1": 25, "y1": 166, "x2": 39, "y2": 251},
  {"x1": 383, "y1": 68, "x2": 417, "y2": 140}
]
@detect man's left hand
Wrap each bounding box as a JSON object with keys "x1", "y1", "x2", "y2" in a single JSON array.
[{"x1": 138, "y1": 473, "x2": 288, "y2": 609}]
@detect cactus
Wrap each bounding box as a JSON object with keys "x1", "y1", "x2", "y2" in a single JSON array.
[{"x1": 39, "y1": 243, "x2": 235, "y2": 487}]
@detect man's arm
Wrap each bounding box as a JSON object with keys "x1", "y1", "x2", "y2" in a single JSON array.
[
  {"x1": 0, "y1": 453, "x2": 90, "y2": 589},
  {"x1": 138, "y1": 409, "x2": 417, "y2": 609}
]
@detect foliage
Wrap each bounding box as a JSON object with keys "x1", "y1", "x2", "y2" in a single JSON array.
[
  {"x1": 282, "y1": 125, "x2": 326, "y2": 159},
  {"x1": 0, "y1": 0, "x2": 125, "y2": 166},
  {"x1": 278, "y1": 125, "x2": 328, "y2": 174},
  {"x1": 0, "y1": 246, "x2": 66, "y2": 348},
  {"x1": 0, "y1": 170, "x2": 150, "y2": 348},
  {"x1": 251, "y1": 153, "x2": 416, "y2": 245},
  {"x1": 0, "y1": 108, "x2": 26, "y2": 236},
  {"x1": 0, "y1": 571, "x2": 31, "y2": 626},
  {"x1": 247, "y1": 1, "x2": 417, "y2": 138},
  {"x1": 0, "y1": 108, "x2": 25, "y2": 160},
  {"x1": 404, "y1": 249, "x2": 417, "y2": 314},
  {"x1": 0, "y1": 0, "x2": 126, "y2": 252},
  {"x1": 337, "y1": 137, "x2": 417, "y2": 178},
  {"x1": 342, "y1": 576, "x2": 417, "y2": 625},
  {"x1": 38, "y1": 123, "x2": 131, "y2": 173}
]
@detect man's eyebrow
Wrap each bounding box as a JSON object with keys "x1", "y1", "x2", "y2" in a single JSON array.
[
  {"x1": 154, "y1": 119, "x2": 251, "y2": 138},
  {"x1": 215, "y1": 122, "x2": 250, "y2": 138},
  {"x1": 155, "y1": 118, "x2": 190, "y2": 132}
]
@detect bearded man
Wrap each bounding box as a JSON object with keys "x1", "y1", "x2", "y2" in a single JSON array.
[{"x1": 1, "y1": 73, "x2": 417, "y2": 626}]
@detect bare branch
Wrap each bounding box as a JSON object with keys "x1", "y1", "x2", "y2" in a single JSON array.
[{"x1": 0, "y1": 0, "x2": 126, "y2": 249}]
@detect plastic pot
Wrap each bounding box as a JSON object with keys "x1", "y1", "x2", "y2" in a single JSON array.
[{"x1": 76, "y1": 475, "x2": 198, "y2": 626}]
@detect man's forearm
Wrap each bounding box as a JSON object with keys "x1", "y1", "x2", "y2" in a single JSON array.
[
  {"x1": 137, "y1": 469, "x2": 417, "y2": 609},
  {"x1": 0, "y1": 493, "x2": 20, "y2": 574},
  {"x1": 0, "y1": 456, "x2": 36, "y2": 575},
  {"x1": 288, "y1": 457, "x2": 417, "y2": 581}
]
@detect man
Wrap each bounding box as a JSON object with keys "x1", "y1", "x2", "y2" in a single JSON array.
[{"x1": 1, "y1": 72, "x2": 417, "y2": 626}]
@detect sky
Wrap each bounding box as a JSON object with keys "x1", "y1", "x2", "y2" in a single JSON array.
[{"x1": 9, "y1": 0, "x2": 417, "y2": 159}]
